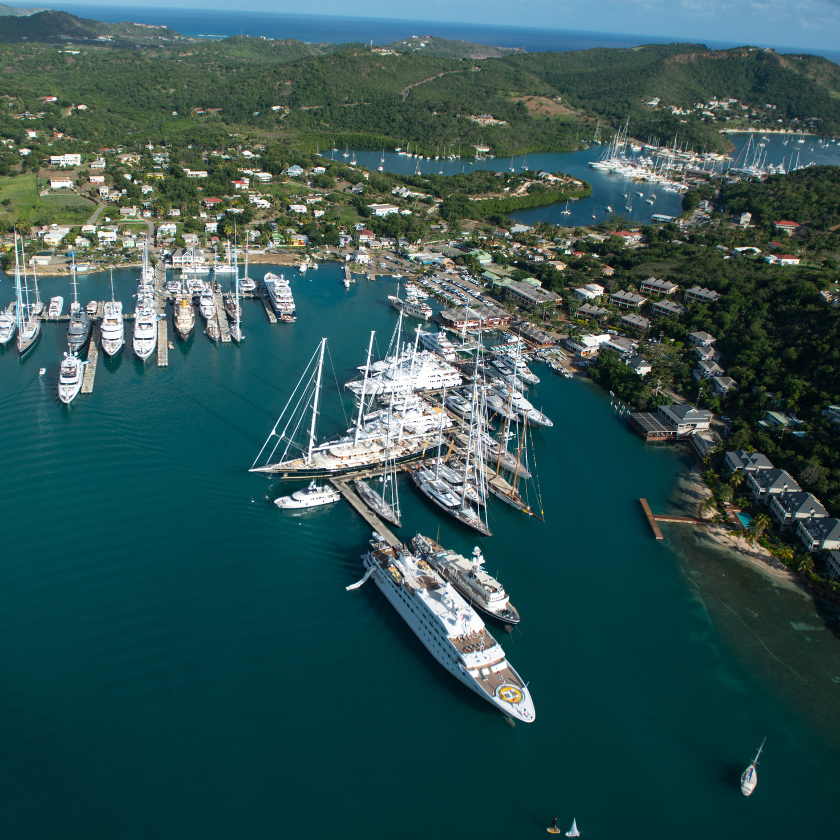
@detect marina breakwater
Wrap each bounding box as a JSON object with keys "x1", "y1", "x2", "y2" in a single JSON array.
[{"x1": 0, "y1": 261, "x2": 838, "y2": 839}]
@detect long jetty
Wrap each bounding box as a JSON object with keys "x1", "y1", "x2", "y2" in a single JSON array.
[
  {"x1": 81, "y1": 322, "x2": 100, "y2": 394},
  {"x1": 640, "y1": 498, "x2": 707, "y2": 540},
  {"x1": 213, "y1": 291, "x2": 231, "y2": 343},
  {"x1": 331, "y1": 476, "x2": 401, "y2": 548},
  {"x1": 157, "y1": 317, "x2": 168, "y2": 367},
  {"x1": 262, "y1": 296, "x2": 277, "y2": 324}
]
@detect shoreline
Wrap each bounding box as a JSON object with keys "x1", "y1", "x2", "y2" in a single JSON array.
[{"x1": 674, "y1": 465, "x2": 801, "y2": 588}]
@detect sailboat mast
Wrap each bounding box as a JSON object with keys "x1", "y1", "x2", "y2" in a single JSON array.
[
  {"x1": 306, "y1": 338, "x2": 327, "y2": 464},
  {"x1": 14, "y1": 234, "x2": 23, "y2": 331},
  {"x1": 355, "y1": 330, "x2": 375, "y2": 444}
]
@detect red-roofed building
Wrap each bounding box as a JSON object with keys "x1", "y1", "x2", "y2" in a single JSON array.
[
  {"x1": 203, "y1": 197, "x2": 222, "y2": 208},
  {"x1": 765, "y1": 254, "x2": 801, "y2": 266},
  {"x1": 773, "y1": 220, "x2": 800, "y2": 234}
]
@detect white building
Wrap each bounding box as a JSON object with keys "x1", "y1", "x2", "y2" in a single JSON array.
[{"x1": 367, "y1": 203, "x2": 400, "y2": 217}]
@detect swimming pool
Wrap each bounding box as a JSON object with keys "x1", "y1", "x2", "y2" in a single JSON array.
[{"x1": 736, "y1": 512, "x2": 753, "y2": 528}]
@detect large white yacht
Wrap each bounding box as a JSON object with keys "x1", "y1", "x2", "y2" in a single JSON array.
[
  {"x1": 489, "y1": 383, "x2": 553, "y2": 428},
  {"x1": 58, "y1": 352, "x2": 83, "y2": 404},
  {"x1": 389, "y1": 293, "x2": 432, "y2": 321},
  {"x1": 418, "y1": 329, "x2": 458, "y2": 362},
  {"x1": 274, "y1": 481, "x2": 340, "y2": 509},
  {"x1": 48, "y1": 296, "x2": 64, "y2": 318},
  {"x1": 356, "y1": 537, "x2": 535, "y2": 723},
  {"x1": 100, "y1": 301, "x2": 124, "y2": 356},
  {"x1": 198, "y1": 285, "x2": 215, "y2": 321},
  {"x1": 0, "y1": 305, "x2": 16, "y2": 345},
  {"x1": 412, "y1": 535, "x2": 520, "y2": 625},
  {"x1": 346, "y1": 349, "x2": 461, "y2": 396},
  {"x1": 264, "y1": 272, "x2": 296, "y2": 322},
  {"x1": 132, "y1": 305, "x2": 157, "y2": 362},
  {"x1": 251, "y1": 338, "x2": 452, "y2": 480}
]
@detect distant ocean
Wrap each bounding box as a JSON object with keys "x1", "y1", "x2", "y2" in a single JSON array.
[{"x1": 13, "y1": 3, "x2": 840, "y2": 63}]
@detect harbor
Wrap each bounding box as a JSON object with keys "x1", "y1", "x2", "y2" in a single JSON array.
[{"x1": 0, "y1": 258, "x2": 838, "y2": 839}]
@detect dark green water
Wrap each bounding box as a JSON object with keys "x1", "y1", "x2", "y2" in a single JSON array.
[{"x1": 0, "y1": 263, "x2": 837, "y2": 838}]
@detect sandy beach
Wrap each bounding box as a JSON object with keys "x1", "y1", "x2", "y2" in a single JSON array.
[{"x1": 678, "y1": 466, "x2": 800, "y2": 586}]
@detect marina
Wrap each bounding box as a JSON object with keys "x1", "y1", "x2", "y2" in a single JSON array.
[
  {"x1": 0, "y1": 259, "x2": 838, "y2": 839},
  {"x1": 80, "y1": 322, "x2": 99, "y2": 394}
]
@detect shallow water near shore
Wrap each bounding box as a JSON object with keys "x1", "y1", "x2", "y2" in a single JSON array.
[{"x1": 0, "y1": 264, "x2": 838, "y2": 838}]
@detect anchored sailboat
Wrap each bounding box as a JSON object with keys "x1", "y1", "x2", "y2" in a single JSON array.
[
  {"x1": 740, "y1": 738, "x2": 766, "y2": 796},
  {"x1": 566, "y1": 819, "x2": 580, "y2": 837}
]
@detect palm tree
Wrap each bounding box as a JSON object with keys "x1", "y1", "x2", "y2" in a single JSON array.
[
  {"x1": 729, "y1": 470, "x2": 745, "y2": 491},
  {"x1": 753, "y1": 513, "x2": 771, "y2": 537},
  {"x1": 797, "y1": 554, "x2": 814, "y2": 574},
  {"x1": 701, "y1": 496, "x2": 717, "y2": 516}
]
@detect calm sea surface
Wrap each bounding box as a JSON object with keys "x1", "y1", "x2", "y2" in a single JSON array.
[{"x1": 0, "y1": 263, "x2": 838, "y2": 838}]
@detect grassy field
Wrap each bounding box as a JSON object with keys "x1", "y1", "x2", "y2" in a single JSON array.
[
  {"x1": 0, "y1": 173, "x2": 39, "y2": 217},
  {"x1": 40, "y1": 193, "x2": 96, "y2": 208}
]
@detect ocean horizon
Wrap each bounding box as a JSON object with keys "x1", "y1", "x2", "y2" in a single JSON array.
[{"x1": 11, "y1": 3, "x2": 840, "y2": 64}]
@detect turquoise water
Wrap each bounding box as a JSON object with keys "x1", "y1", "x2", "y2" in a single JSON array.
[
  {"x1": 0, "y1": 262, "x2": 838, "y2": 838},
  {"x1": 737, "y1": 512, "x2": 753, "y2": 528}
]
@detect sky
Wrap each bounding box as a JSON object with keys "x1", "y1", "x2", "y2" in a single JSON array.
[{"x1": 14, "y1": 0, "x2": 840, "y2": 53}]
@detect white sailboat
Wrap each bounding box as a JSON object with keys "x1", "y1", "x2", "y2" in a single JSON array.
[
  {"x1": 740, "y1": 738, "x2": 766, "y2": 796},
  {"x1": 14, "y1": 234, "x2": 41, "y2": 359},
  {"x1": 566, "y1": 818, "x2": 580, "y2": 837},
  {"x1": 226, "y1": 229, "x2": 244, "y2": 344}
]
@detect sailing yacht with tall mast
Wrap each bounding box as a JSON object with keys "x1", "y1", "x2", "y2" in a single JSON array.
[
  {"x1": 740, "y1": 738, "x2": 766, "y2": 796},
  {"x1": 14, "y1": 235, "x2": 41, "y2": 359},
  {"x1": 66, "y1": 256, "x2": 92, "y2": 355},
  {"x1": 100, "y1": 270, "x2": 125, "y2": 356},
  {"x1": 348, "y1": 535, "x2": 534, "y2": 722},
  {"x1": 225, "y1": 231, "x2": 244, "y2": 344},
  {"x1": 251, "y1": 337, "x2": 449, "y2": 480},
  {"x1": 411, "y1": 350, "x2": 492, "y2": 536}
]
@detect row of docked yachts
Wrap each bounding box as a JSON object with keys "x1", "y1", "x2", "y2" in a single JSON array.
[{"x1": 256, "y1": 316, "x2": 550, "y2": 721}]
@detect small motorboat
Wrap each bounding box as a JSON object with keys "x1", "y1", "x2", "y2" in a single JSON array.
[{"x1": 274, "y1": 481, "x2": 340, "y2": 509}]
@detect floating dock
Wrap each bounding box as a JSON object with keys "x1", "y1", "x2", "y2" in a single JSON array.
[
  {"x1": 262, "y1": 296, "x2": 277, "y2": 324},
  {"x1": 331, "y1": 477, "x2": 401, "y2": 548},
  {"x1": 213, "y1": 291, "x2": 231, "y2": 343},
  {"x1": 157, "y1": 317, "x2": 168, "y2": 367},
  {"x1": 81, "y1": 322, "x2": 100, "y2": 394}
]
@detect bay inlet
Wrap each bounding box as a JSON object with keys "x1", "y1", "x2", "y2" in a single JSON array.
[{"x1": 0, "y1": 262, "x2": 837, "y2": 838}]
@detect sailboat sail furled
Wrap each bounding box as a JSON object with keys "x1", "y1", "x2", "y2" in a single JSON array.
[{"x1": 252, "y1": 333, "x2": 453, "y2": 480}]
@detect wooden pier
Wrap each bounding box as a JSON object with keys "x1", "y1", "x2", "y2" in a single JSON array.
[
  {"x1": 157, "y1": 317, "x2": 168, "y2": 367},
  {"x1": 331, "y1": 477, "x2": 401, "y2": 548},
  {"x1": 213, "y1": 292, "x2": 231, "y2": 343},
  {"x1": 640, "y1": 498, "x2": 707, "y2": 540},
  {"x1": 262, "y1": 296, "x2": 277, "y2": 324},
  {"x1": 81, "y1": 322, "x2": 100, "y2": 394}
]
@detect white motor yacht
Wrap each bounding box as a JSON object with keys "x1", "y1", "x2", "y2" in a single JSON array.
[
  {"x1": 132, "y1": 306, "x2": 157, "y2": 362},
  {"x1": 274, "y1": 481, "x2": 340, "y2": 509},
  {"x1": 58, "y1": 352, "x2": 84, "y2": 404},
  {"x1": 100, "y1": 301, "x2": 125, "y2": 356},
  {"x1": 48, "y1": 296, "x2": 64, "y2": 318},
  {"x1": 0, "y1": 306, "x2": 16, "y2": 345},
  {"x1": 351, "y1": 537, "x2": 534, "y2": 723}
]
